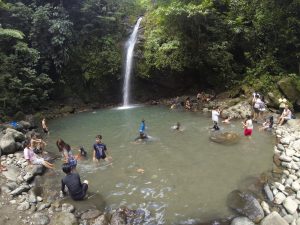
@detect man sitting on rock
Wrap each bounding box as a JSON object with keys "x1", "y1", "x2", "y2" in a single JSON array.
[{"x1": 61, "y1": 163, "x2": 89, "y2": 200}]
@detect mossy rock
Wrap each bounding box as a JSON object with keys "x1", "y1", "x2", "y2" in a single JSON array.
[
  {"x1": 277, "y1": 77, "x2": 300, "y2": 103},
  {"x1": 60, "y1": 106, "x2": 75, "y2": 114}
]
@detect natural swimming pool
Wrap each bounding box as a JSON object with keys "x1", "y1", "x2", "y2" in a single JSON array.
[{"x1": 44, "y1": 105, "x2": 274, "y2": 224}]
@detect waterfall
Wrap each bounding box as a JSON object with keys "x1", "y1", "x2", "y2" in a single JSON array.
[{"x1": 122, "y1": 17, "x2": 143, "y2": 108}]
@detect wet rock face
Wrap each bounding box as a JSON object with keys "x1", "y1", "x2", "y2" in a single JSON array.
[
  {"x1": 210, "y1": 132, "x2": 240, "y2": 144},
  {"x1": 227, "y1": 190, "x2": 264, "y2": 223}
]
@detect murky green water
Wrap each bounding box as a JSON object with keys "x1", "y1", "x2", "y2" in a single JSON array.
[{"x1": 45, "y1": 106, "x2": 274, "y2": 224}]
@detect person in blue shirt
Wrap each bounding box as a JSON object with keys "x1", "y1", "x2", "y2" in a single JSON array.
[
  {"x1": 135, "y1": 119, "x2": 148, "y2": 141},
  {"x1": 93, "y1": 135, "x2": 112, "y2": 163}
]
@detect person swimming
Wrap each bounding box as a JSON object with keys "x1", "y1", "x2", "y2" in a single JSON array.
[{"x1": 171, "y1": 122, "x2": 184, "y2": 132}]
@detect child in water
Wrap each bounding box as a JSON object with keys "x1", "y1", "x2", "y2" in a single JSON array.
[
  {"x1": 222, "y1": 116, "x2": 231, "y2": 124},
  {"x1": 171, "y1": 122, "x2": 183, "y2": 132},
  {"x1": 93, "y1": 135, "x2": 112, "y2": 163},
  {"x1": 135, "y1": 119, "x2": 148, "y2": 141},
  {"x1": 259, "y1": 116, "x2": 274, "y2": 131}
]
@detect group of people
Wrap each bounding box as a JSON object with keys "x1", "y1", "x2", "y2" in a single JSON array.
[
  {"x1": 210, "y1": 93, "x2": 294, "y2": 138},
  {"x1": 57, "y1": 135, "x2": 112, "y2": 200}
]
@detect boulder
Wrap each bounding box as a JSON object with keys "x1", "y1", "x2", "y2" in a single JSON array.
[
  {"x1": 210, "y1": 132, "x2": 240, "y2": 144},
  {"x1": 110, "y1": 209, "x2": 126, "y2": 225},
  {"x1": 0, "y1": 132, "x2": 17, "y2": 154},
  {"x1": 266, "y1": 92, "x2": 280, "y2": 108},
  {"x1": 264, "y1": 184, "x2": 274, "y2": 202},
  {"x1": 17, "y1": 201, "x2": 30, "y2": 211},
  {"x1": 81, "y1": 209, "x2": 102, "y2": 220},
  {"x1": 61, "y1": 203, "x2": 75, "y2": 213},
  {"x1": 283, "y1": 197, "x2": 298, "y2": 214},
  {"x1": 92, "y1": 214, "x2": 110, "y2": 225},
  {"x1": 226, "y1": 190, "x2": 264, "y2": 223},
  {"x1": 292, "y1": 139, "x2": 300, "y2": 152},
  {"x1": 32, "y1": 213, "x2": 50, "y2": 225},
  {"x1": 260, "y1": 211, "x2": 288, "y2": 225},
  {"x1": 221, "y1": 101, "x2": 252, "y2": 119},
  {"x1": 2, "y1": 165, "x2": 20, "y2": 182},
  {"x1": 5, "y1": 128, "x2": 25, "y2": 142},
  {"x1": 277, "y1": 77, "x2": 300, "y2": 103},
  {"x1": 19, "y1": 120, "x2": 31, "y2": 130},
  {"x1": 49, "y1": 212, "x2": 78, "y2": 225},
  {"x1": 231, "y1": 217, "x2": 254, "y2": 225},
  {"x1": 10, "y1": 184, "x2": 30, "y2": 196}
]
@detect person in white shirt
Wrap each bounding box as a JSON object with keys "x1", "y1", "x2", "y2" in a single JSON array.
[
  {"x1": 278, "y1": 105, "x2": 292, "y2": 125},
  {"x1": 212, "y1": 106, "x2": 221, "y2": 131},
  {"x1": 252, "y1": 94, "x2": 263, "y2": 121},
  {"x1": 242, "y1": 115, "x2": 253, "y2": 137}
]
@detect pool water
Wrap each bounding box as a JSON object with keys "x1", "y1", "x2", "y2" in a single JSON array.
[{"x1": 44, "y1": 106, "x2": 274, "y2": 224}]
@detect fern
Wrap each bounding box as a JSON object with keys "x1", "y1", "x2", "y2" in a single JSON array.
[{"x1": 0, "y1": 28, "x2": 24, "y2": 40}]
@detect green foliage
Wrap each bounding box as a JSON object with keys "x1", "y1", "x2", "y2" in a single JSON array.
[{"x1": 0, "y1": 28, "x2": 24, "y2": 39}]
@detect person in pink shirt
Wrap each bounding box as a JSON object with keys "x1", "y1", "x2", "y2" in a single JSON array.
[{"x1": 24, "y1": 140, "x2": 54, "y2": 169}]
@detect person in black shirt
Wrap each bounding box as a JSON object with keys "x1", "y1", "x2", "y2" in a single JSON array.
[{"x1": 61, "y1": 163, "x2": 88, "y2": 200}]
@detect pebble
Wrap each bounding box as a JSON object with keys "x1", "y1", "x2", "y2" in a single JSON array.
[{"x1": 61, "y1": 203, "x2": 75, "y2": 213}]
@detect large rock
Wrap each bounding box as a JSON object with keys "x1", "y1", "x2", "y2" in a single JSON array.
[
  {"x1": 10, "y1": 184, "x2": 30, "y2": 196},
  {"x1": 227, "y1": 190, "x2": 264, "y2": 223},
  {"x1": 110, "y1": 209, "x2": 126, "y2": 225},
  {"x1": 0, "y1": 128, "x2": 25, "y2": 154},
  {"x1": 32, "y1": 212, "x2": 50, "y2": 225},
  {"x1": 231, "y1": 217, "x2": 254, "y2": 225},
  {"x1": 5, "y1": 128, "x2": 25, "y2": 142},
  {"x1": 19, "y1": 120, "x2": 31, "y2": 130},
  {"x1": 266, "y1": 92, "x2": 280, "y2": 108},
  {"x1": 2, "y1": 165, "x2": 20, "y2": 182},
  {"x1": 282, "y1": 196, "x2": 298, "y2": 214},
  {"x1": 92, "y1": 214, "x2": 110, "y2": 225},
  {"x1": 49, "y1": 212, "x2": 78, "y2": 225},
  {"x1": 260, "y1": 211, "x2": 288, "y2": 225},
  {"x1": 61, "y1": 203, "x2": 75, "y2": 213},
  {"x1": 210, "y1": 132, "x2": 240, "y2": 144},
  {"x1": 81, "y1": 209, "x2": 102, "y2": 220},
  {"x1": 263, "y1": 184, "x2": 274, "y2": 202},
  {"x1": 277, "y1": 77, "x2": 300, "y2": 103},
  {"x1": 0, "y1": 132, "x2": 17, "y2": 154},
  {"x1": 221, "y1": 101, "x2": 252, "y2": 119},
  {"x1": 292, "y1": 139, "x2": 300, "y2": 152}
]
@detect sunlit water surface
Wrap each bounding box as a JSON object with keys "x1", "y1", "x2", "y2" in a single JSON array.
[{"x1": 44, "y1": 106, "x2": 274, "y2": 224}]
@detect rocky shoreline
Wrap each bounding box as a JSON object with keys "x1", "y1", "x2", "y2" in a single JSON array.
[{"x1": 0, "y1": 100, "x2": 300, "y2": 225}]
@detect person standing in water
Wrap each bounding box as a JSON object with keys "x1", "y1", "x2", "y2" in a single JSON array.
[
  {"x1": 93, "y1": 135, "x2": 112, "y2": 163},
  {"x1": 242, "y1": 115, "x2": 253, "y2": 137},
  {"x1": 139, "y1": 119, "x2": 147, "y2": 138},
  {"x1": 212, "y1": 106, "x2": 221, "y2": 131},
  {"x1": 41, "y1": 118, "x2": 49, "y2": 135}
]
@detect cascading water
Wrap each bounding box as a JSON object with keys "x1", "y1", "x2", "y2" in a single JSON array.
[{"x1": 121, "y1": 17, "x2": 143, "y2": 108}]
